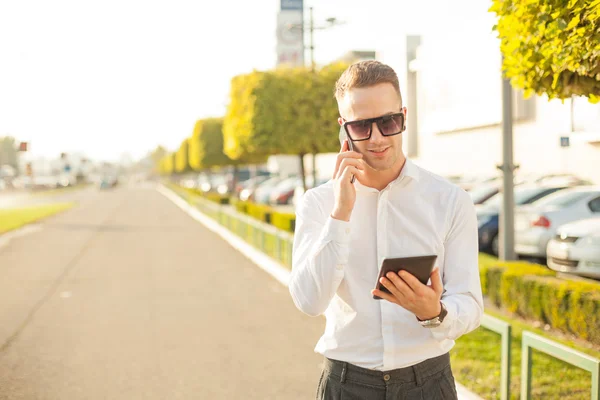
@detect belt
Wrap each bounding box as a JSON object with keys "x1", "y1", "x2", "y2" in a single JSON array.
[{"x1": 323, "y1": 352, "x2": 450, "y2": 387}]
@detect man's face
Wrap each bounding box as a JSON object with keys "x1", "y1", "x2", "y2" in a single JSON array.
[{"x1": 338, "y1": 83, "x2": 406, "y2": 172}]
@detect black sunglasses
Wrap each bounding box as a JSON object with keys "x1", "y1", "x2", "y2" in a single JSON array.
[{"x1": 342, "y1": 112, "x2": 406, "y2": 142}]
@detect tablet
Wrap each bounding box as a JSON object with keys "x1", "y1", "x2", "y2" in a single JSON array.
[{"x1": 373, "y1": 255, "x2": 437, "y2": 300}]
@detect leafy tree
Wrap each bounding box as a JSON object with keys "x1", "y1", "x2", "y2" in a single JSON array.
[
  {"x1": 175, "y1": 138, "x2": 191, "y2": 174},
  {"x1": 189, "y1": 118, "x2": 233, "y2": 171},
  {"x1": 490, "y1": 0, "x2": 600, "y2": 102}
]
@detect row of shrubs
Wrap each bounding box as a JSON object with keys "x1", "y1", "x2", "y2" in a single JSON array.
[
  {"x1": 479, "y1": 253, "x2": 600, "y2": 346},
  {"x1": 176, "y1": 185, "x2": 297, "y2": 233},
  {"x1": 174, "y1": 184, "x2": 600, "y2": 346},
  {"x1": 234, "y1": 199, "x2": 296, "y2": 233}
]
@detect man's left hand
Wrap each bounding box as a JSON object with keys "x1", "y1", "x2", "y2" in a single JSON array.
[{"x1": 371, "y1": 268, "x2": 443, "y2": 321}]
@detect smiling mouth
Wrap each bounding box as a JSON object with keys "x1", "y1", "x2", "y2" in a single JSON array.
[{"x1": 368, "y1": 147, "x2": 389, "y2": 156}]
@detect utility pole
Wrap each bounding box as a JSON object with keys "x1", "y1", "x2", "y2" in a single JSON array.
[
  {"x1": 498, "y1": 65, "x2": 517, "y2": 261},
  {"x1": 309, "y1": 7, "x2": 315, "y2": 72},
  {"x1": 289, "y1": 8, "x2": 343, "y2": 190}
]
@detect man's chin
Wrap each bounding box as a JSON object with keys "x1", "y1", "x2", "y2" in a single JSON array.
[{"x1": 365, "y1": 159, "x2": 394, "y2": 172}]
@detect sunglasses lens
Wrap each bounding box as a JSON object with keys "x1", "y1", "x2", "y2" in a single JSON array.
[
  {"x1": 378, "y1": 114, "x2": 404, "y2": 135},
  {"x1": 346, "y1": 120, "x2": 371, "y2": 140}
]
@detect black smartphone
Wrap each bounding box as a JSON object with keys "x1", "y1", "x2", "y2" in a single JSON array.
[
  {"x1": 373, "y1": 255, "x2": 437, "y2": 300},
  {"x1": 338, "y1": 126, "x2": 356, "y2": 183}
]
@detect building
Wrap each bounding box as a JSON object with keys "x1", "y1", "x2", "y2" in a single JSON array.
[{"x1": 376, "y1": 16, "x2": 600, "y2": 184}]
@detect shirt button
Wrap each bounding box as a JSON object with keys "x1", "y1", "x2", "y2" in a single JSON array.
[
  {"x1": 383, "y1": 374, "x2": 391, "y2": 381},
  {"x1": 336, "y1": 264, "x2": 344, "y2": 270},
  {"x1": 345, "y1": 228, "x2": 350, "y2": 234}
]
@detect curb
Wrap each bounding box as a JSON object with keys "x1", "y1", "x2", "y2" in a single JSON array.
[
  {"x1": 0, "y1": 224, "x2": 43, "y2": 250},
  {"x1": 157, "y1": 185, "x2": 291, "y2": 287},
  {"x1": 157, "y1": 184, "x2": 484, "y2": 400}
]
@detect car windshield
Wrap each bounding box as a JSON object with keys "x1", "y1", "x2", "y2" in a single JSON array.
[
  {"x1": 469, "y1": 185, "x2": 498, "y2": 203},
  {"x1": 531, "y1": 190, "x2": 595, "y2": 208},
  {"x1": 485, "y1": 187, "x2": 558, "y2": 208}
]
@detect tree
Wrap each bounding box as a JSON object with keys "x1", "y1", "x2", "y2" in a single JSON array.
[
  {"x1": 175, "y1": 139, "x2": 191, "y2": 174},
  {"x1": 159, "y1": 153, "x2": 176, "y2": 176},
  {"x1": 490, "y1": 0, "x2": 600, "y2": 102},
  {"x1": 223, "y1": 63, "x2": 349, "y2": 191},
  {"x1": 0, "y1": 136, "x2": 19, "y2": 170},
  {"x1": 189, "y1": 118, "x2": 233, "y2": 171},
  {"x1": 149, "y1": 145, "x2": 169, "y2": 174}
]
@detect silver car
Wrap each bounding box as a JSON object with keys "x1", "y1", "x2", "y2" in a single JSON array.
[
  {"x1": 547, "y1": 217, "x2": 600, "y2": 279},
  {"x1": 515, "y1": 186, "x2": 600, "y2": 258}
]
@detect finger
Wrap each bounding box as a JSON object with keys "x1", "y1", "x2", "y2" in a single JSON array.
[
  {"x1": 340, "y1": 165, "x2": 362, "y2": 183},
  {"x1": 396, "y1": 270, "x2": 426, "y2": 294},
  {"x1": 390, "y1": 272, "x2": 416, "y2": 298},
  {"x1": 371, "y1": 288, "x2": 398, "y2": 304},
  {"x1": 333, "y1": 140, "x2": 349, "y2": 178},
  {"x1": 337, "y1": 158, "x2": 364, "y2": 177},
  {"x1": 430, "y1": 268, "x2": 444, "y2": 296},
  {"x1": 380, "y1": 275, "x2": 405, "y2": 299}
]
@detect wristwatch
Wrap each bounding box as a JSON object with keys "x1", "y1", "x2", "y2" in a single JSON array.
[{"x1": 418, "y1": 302, "x2": 448, "y2": 328}]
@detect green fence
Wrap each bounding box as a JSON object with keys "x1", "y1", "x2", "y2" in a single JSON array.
[
  {"x1": 167, "y1": 184, "x2": 600, "y2": 400},
  {"x1": 521, "y1": 331, "x2": 600, "y2": 400},
  {"x1": 480, "y1": 314, "x2": 512, "y2": 400},
  {"x1": 174, "y1": 185, "x2": 294, "y2": 268}
]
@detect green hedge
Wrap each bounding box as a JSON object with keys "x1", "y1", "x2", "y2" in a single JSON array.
[
  {"x1": 234, "y1": 200, "x2": 295, "y2": 232},
  {"x1": 177, "y1": 186, "x2": 230, "y2": 205},
  {"x1": 479, "y1": 254, "x2": 600, "y2": 345}
]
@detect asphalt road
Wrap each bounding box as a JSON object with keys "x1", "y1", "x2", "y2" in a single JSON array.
[{"x1": 0, "y1": 185, "x2": 325, "y2": 399}]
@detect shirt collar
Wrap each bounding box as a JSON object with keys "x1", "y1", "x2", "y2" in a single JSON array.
[{"x1": 355, "y1": 158, "x2": 420, "y2": 192}]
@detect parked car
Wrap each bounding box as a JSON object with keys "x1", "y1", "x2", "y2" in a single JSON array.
[
  {"x1": 514, "y1": 186, "x2": 600, "y2": 258},
  {"x1": 477, "y1": 185, "x2": 570, "y2": 255},
  {"x1": 468, "y1": 182, "x2": 502, "y2": 205},
  {"x1": 547, "y1": 217, "x2": 600, "y2": 279},
  {"x1": 253, "y1": 176, "x2": 286, "y2": 204},
  {"x1": 269, "y1": 176, "x2": 302, "y2": 205},
  {"x1": 238, "y1": 175, "x2": 270, "y2": 201}
]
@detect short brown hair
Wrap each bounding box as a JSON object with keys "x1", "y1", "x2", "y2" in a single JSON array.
[{"x1": 334, "y1": 60, "x2": 402, "y2": 104}]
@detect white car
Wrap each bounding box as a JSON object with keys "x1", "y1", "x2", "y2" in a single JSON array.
[
  {"x1": 515, "y1": 186, "x2": 600, "y2": 258},
  {"x1": 547, "y1": 217, "x2": 600, "y2": 279}
]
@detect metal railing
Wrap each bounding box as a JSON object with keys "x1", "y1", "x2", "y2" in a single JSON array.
[
  {"x1": 480, "y1": 314, "x2": 512, "y2": 400},
  {"x1": 168, "y1": 184, "x2": 600, "y2": 400},
  {"x1": 521, "y1": 331, "x2": 600, "y2": 400},
  {"x1": 173, "y1": 186, "x2": 294, "y2": 268}
]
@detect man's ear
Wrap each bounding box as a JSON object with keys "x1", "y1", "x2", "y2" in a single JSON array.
[{"x1": 338, "y1": 117, "x2": 344, "y2": 126}]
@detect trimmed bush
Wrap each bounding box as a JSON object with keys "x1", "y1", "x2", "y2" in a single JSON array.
[
  {"x1": 271, "y1": 211, "x2": 296, "y2": 233},
  {"x1": 481, "y1": 256, "x2": 600, "y2": 346},
  {"x1": 246, "y1": 202, "x2": 272, "y2": 224}
]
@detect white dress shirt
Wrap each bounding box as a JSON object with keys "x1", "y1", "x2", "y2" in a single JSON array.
[{"x1": 289, "y1": 158, "x2": 484, "y2": 371}]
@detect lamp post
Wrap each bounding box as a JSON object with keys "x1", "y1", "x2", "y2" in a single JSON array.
[{"x1": 288, "y1": 7, "x2": 344, "y2": 189}]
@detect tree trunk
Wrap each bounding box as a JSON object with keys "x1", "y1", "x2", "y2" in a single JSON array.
[
  {"x1": 232, "y1": 164, "x2": 239, "y2": 194},
  {"x1": 299, "y1": 153, "x2": 307, "y2": 192}
]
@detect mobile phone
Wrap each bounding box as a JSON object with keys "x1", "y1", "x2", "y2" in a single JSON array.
[
  {"x1": 373, "y1": 255, "x2": 437, "y2": 300},
  {"x1": 338, "y1": 126, "x2": 356, "y2": 183}
]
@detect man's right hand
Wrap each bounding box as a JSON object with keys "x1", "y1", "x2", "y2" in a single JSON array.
[{"x1": 331, "y1": 139, "x2": 364, "y2": 222}]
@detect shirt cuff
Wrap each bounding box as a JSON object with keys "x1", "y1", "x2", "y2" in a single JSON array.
[
  {"x1": 324, "y1": 216, "x2": 352, "y2": 244},
  {"x1": 429, "y1": 300, "x2": 456, "y2": 341}
]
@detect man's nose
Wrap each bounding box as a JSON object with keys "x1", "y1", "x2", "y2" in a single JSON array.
[{"x1": 369, "y1": 122, "x2": 385, "y2": 142}]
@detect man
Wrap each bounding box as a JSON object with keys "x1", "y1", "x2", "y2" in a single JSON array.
[{"x1": 289, "y1": 61, "x2": 483, "y2": 399}]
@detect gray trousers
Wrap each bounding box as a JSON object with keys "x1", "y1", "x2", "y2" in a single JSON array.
[{"x1": 316, "y1": 353, "x2": 458, "y2": 400}]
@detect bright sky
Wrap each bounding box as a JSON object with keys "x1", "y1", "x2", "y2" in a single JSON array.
[{"x1": 0, "y1": 0, "x2": 494, "y2": 163}]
